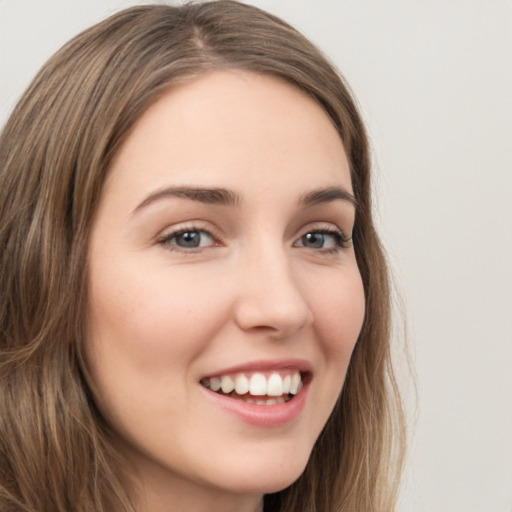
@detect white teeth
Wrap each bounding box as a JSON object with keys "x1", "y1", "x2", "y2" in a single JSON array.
[
  {"x1": 282, "y1": 375, "x2": 291, "y2": 394},
  {"x1": 267, "y1": 373, "x2": 283, "y2": 396},
  {"x1": 221, "y1": 375, "x2": 235, "y2": 394},
  {"x1": 202, "y1": 370, "x2": 304, "y2": 399},
  {"x1": 249, "y1": 373, "x2": 267, "y2": 396},
  {"x1": 289, "y1": 372, "x2": 301, "y2": 395},
  {"x1": 235, "y1": 374, "x2": 250, "y2": 395},
  {"x1": 210, "y1": 377, "x2": 221, "y2": 392}
]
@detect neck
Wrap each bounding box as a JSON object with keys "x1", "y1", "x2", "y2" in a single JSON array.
[
  {"x1": 129, "y1": 466, "x2": 264, "y2": 512},
  {"x1": 136, "y1": 489, "x2": 264, "y2": 512}
]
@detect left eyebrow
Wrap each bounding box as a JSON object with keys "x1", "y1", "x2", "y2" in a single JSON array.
[{"x1": 299, "y1": 186, "x2": 357, "y2": 208}]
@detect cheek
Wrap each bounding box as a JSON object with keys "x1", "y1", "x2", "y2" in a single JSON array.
[
  {"x1": 84, "y1": 263, "x2": 232, "y2": 436},
  {"x1": 312, "y1": 271, "x2": 366, "y2": 359},
  {"x1": 299, "y1": 269, "x2": 365, "y2": 445},
  {"x1": 86, "y1": 261, "x2": 228, "y2": 366}
]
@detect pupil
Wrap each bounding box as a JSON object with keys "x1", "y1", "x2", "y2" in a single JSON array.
[
  {"x1": 178, "y1": 231, "x2": 200, "y2": 247},
  {"x1": 304, "y1": 232, "x2": 323, "y2": 248}
]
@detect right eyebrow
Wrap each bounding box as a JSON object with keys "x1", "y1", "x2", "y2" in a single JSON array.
[{"x1": 132, "y1": 186, "x2": 241, "y2": 214}]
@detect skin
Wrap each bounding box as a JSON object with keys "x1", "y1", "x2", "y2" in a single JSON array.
[{"x1": 86, "y1": 70, "x2": 365, "y2": 512}]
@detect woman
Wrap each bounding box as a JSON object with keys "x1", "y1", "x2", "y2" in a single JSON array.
[{"x1": 0, "y1": 2, "x2": 405, "y2": 511}]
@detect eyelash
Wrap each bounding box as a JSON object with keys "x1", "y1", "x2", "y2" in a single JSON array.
[
  {"x1": 295, "y1": 227, "x2": 352, "y2": 253},
  {"x1": 157, "y1": 225, "x2": 352, "y2": 253},
  {"x1": 157, "y1": 225, "x2": 220, "y2": 252}
]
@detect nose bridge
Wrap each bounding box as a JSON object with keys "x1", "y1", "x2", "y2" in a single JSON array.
[{"x1": 233, "y1": 234, "x2": 313, "y2": 337}]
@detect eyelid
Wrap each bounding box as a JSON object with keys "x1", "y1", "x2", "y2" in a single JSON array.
[
  {"x1": 295, "y1": 222, "x2": 351, "y2": 241},
  {"x1": 293, "y1": 222, "x2": 352, "y2": 251},
  {"x1": 156, "y1": 222, "x2": 224, "y2": 251},
  {"x1": 154, "y1": 220, "x2": 352, "y2": 254}
]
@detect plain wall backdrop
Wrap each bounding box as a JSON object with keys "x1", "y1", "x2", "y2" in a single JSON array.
[{"x1": 1, "y1": 1, "x2": 511, "y2": 511}]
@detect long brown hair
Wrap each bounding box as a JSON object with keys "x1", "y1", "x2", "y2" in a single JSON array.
[{"x1": 0, "y1": 2, "x2": 405, "y2": 511}]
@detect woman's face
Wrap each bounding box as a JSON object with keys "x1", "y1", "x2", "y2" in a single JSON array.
[{"x1": 86, "y1": 71, "x2": 365, "y2": 511}]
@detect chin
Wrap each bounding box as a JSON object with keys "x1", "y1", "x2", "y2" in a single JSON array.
[{"x1": 208, "y1": 446, "x2": 311, "y2": 495}]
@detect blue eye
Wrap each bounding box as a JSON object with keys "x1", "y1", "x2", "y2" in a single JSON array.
[
  {"x1": 161, "y1": 229, "x2": 215, "y2": 250},
  {"x1": 296, "y1": 230, "x2": 349, "y2": 251}
]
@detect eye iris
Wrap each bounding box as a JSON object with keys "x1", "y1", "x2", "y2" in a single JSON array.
[
  {"x1": 176, "y1": 231, "x2": 201, "y2": 248},
  {"x1": 303, "y1": 232, "x2": 324, "y2": 248}
]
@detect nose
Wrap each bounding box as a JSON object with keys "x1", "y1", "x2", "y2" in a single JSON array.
[{"x1": 233, "y1": 245, "x2": 313, "y2": 339}]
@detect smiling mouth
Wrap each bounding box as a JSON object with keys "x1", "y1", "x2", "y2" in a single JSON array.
[{"x1": 200, "y1": 370, "x2": 304, "y2": 406}]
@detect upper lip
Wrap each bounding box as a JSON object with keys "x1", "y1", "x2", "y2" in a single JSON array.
[{"x1": 200, "y1": 358, "x2": 313, "y2": 379}]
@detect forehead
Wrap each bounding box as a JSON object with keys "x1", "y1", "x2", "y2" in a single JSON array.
[{"x1": 104, "y1": 70, "x2": 352, "y2": 206}]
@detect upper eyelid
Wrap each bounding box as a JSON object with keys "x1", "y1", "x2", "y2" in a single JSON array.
[
  {"x1": 293, "y1": 221, "x2": 351, "y2": 240},
  {"x1": 154, "y1": 219, "x2": 352, "y2": 246},
  {"x1": 156, "y1": 227, "x2": 220, "y2": 253},
  {"x1": 295, "y1": 229, "x2": 351, "y2": 248},
  {"x1": 156, "y1": 221, "x2": 222, "y2": 239}
]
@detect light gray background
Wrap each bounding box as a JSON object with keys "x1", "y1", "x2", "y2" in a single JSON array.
[{"x1": 1, "y1": 1, "x2": 511, "y2": 511}]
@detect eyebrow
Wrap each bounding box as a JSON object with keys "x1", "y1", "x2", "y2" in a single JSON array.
[
  {"x1": 133, "y1": 186, "x2": 241, "y2": 213},
  {"x1": 132, "y1": 184, "x2": 356, "y2": 214},
  {"x1": 299, "y1": 186, "x2": 357, "y2": 208}
]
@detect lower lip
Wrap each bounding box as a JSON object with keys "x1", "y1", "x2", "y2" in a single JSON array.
[{"x1": 201, "y1": 384, "x2": 309, "y2": 428}]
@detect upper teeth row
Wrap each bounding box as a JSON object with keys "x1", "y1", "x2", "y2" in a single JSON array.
[{"x1": 201, "y1": 371, "x2": 302, "y2": 397}]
